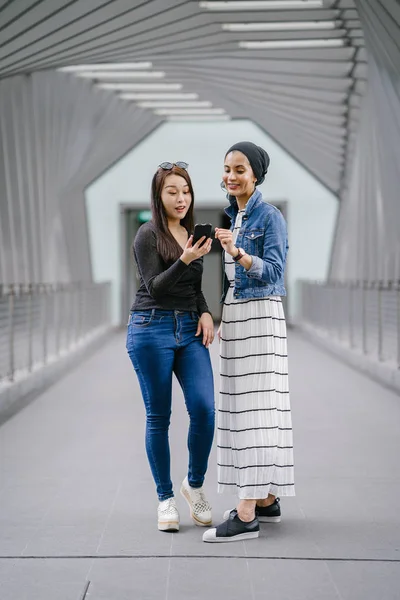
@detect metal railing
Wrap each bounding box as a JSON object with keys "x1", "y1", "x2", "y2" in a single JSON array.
[
  {"x1": 0, "y1": 282, "x2": 111, "y2": 383},
  {"x1": 298, "y1": 280, "x2": 400, "y2": 369}
]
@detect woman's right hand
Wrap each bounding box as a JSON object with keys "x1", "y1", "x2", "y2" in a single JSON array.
[
  {"x1": 181, "y1": 235, "x2": 212, "y2": 265},
  {"x1": 217, "y1": 323, "x2": 222, "y2": 342},
  {"x1": 214, "y1": 228, "x2": 236, "y2": 256}
]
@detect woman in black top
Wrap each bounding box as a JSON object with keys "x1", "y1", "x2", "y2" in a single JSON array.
[{"x1": 126, "y1": 162, "x2": 215, "y2": 533}]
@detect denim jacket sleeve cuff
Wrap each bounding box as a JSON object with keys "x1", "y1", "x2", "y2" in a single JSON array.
[{"x1": 246, "y1": 255, "x2": 263, "y2": 279}]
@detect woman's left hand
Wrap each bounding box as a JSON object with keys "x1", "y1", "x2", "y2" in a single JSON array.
[{"x1": 196, "y1": 313, "x2": 214, "y2": 348}]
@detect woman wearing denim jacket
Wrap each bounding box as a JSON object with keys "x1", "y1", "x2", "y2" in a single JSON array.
[
  {"x1": 203, "y1": 142, "x2": 295, "y2": 543},
  {"x1": 126, "y1": 162, "x2": 215, "y2": 533}
]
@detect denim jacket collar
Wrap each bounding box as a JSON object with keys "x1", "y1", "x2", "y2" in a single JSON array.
[{"x1": 224, "y1": 188, "x2": 262, "y2": 221}]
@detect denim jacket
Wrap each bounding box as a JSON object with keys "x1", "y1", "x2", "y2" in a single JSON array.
[{"x1": 221, "y1": 189, "x2": 288, "y2": 302}]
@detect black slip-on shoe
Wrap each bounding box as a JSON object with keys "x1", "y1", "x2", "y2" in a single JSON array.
[
  {"x1": 203, "y1": 509, "x2": 259, "y2": 543},
  {"x1": 256, "y1": 498, "x2": 281, "y2": 523},
  {"x1": 223, "y1": 498, "x2": 281, "y2": 523}
]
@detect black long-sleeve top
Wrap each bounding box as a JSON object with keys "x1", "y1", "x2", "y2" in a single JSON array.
[{"x1": 130, "y1": 221, "x2": 210, "y2": 315}]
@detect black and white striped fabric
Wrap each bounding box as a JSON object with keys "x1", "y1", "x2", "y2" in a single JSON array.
[{"x1": 217, "y1": 210, "x2": 295, "y2": 499}]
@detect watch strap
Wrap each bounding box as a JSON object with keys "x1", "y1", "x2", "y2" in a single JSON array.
[{"x1": 233, "y1": 248, "x2": 245, "y2": 262}]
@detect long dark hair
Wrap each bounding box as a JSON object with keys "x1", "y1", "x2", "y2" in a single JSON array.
[{"x1": 150, "y1": 165, "x2": 195, "y2": 263}]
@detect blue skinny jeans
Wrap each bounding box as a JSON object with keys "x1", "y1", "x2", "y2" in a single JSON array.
[{"x1": 126, "y1": 309, "x2": 215, "y2": 501}]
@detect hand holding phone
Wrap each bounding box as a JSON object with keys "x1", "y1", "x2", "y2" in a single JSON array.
[
  {"x1": 181, "y1": 224, "x2": 213, "y2": 265},
  {"x1": 193, "y1": 223, "x2": 212, "y2": 247}
]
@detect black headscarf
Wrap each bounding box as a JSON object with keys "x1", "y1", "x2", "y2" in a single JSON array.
[{"x1": 225, "y1": 141, "x2": 270, "y2": 185}]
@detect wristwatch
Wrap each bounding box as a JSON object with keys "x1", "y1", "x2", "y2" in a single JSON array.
[{"x1": 232, "y1": 247, "x2": 245, "y2": 262}]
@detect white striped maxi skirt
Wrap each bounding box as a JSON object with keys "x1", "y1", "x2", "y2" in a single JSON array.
[{"x1": 217, "y1": 291, "x2": 295, "y2": 500}]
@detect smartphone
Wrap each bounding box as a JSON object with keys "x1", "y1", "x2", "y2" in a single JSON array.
[{"x1": 193, "y1": 223, "x2": 212, "y2": 247}]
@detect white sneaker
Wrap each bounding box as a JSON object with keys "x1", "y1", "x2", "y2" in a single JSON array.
[
  {"x1": 158, "y1": 497, "x2": 179, "y2": 532},
  {"x1": 180, "y1": 476, "x2": 212, "y2": 527}
]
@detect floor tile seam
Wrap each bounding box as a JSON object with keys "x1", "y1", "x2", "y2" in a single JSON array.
[
  {"x1": 79, "y1": 580, "x2": 91, "y2": 600},
  {"x1": 84, "y1": 480, "x2": 123, "y2": 584},
  {"x1": 323, "y1": 560, "x2": 347, "y2": 600},
  {"x1": 0, "y1": 555, "x2": 399, "y2": 563}
]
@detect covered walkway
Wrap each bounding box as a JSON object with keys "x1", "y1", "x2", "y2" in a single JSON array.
[{"x1": 0, "y1": 329, "x2": 399, "y2": 599}]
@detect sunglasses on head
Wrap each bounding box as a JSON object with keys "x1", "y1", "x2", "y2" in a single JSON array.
[{"x1": 159, "y1": 161, "x2": 189, "y2": 170}]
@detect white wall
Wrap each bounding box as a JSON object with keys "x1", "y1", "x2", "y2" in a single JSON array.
[{"x1": 86, "y1": 119, "x2": 338, "y2": 324}]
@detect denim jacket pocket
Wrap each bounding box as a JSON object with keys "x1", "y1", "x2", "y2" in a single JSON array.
[{"x1": 242, "y1": 229, "x2": 264, "y2": 254}]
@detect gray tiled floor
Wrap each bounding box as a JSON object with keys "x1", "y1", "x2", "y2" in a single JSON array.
[{"x1": 0, "y1": 329, "x2": 399, "y2": 599}]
